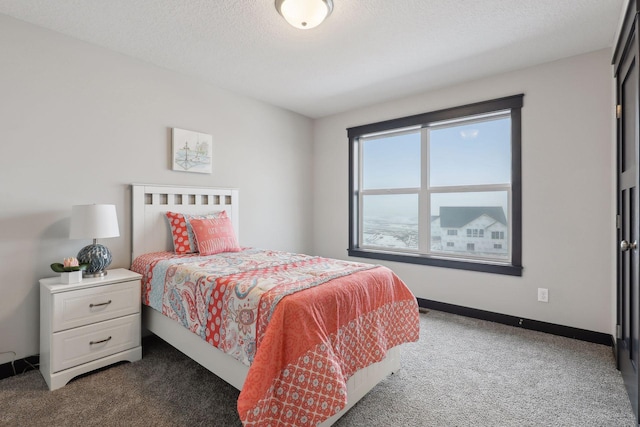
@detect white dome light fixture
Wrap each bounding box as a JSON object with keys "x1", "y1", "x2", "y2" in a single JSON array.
[{"x1": 275, "y1": 0, "x2": 333, "y2": 30}]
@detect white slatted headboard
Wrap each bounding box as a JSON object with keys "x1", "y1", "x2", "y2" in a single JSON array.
[{"x1": 131, "y1": 184, "x2": 239, "y2": 261}]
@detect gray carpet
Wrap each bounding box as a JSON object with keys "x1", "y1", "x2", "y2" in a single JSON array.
[{"x1": 0, "y1": 310, "x2": 635, "y2": 426}]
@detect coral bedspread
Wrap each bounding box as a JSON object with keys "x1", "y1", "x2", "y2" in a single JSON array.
[{"x1": 131, "y1": 248, "x2": 419, "y2": 426}]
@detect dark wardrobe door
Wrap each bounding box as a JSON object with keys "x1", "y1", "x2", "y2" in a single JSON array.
[{"x1": 614, "y1": 2, "x2": 640, "y2": 423}]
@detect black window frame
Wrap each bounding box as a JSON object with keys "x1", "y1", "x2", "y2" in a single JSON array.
[{"x1": 347, "y1": 94, "x2": 523, "y2": 276}]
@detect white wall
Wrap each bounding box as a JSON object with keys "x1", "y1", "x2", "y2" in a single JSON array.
[
  {"x1": 0, "y1": 15, "x2": 313, "y2": 361},
  {"x1": 313, "y1": 49, "x2": 615, "y2": 335}
]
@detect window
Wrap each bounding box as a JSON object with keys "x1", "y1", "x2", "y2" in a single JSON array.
[
  {"x1": 348, "y1": 95, "x2": 523, "y2": 276},
  {"x1": 467, "y1": 229, "x2": 484, "y2": 238},
  {"x1": 494, "y1": 244, "x2": 503, "y2": 249}
]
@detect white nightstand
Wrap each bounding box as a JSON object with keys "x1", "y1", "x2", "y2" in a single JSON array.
[{"x1": 39, "y1": 268, "x2": 142, "y2": 390}]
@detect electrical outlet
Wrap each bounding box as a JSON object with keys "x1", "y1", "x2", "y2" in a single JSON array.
[{"x1": 537, "y1": 288, "x2": 549, "y2": 303}]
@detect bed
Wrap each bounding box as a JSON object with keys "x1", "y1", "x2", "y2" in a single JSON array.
[{"x1": 130, "y1": 183, "x2": 419, "y2": 426}]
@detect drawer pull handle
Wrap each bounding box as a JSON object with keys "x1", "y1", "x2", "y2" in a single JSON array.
[
  {"x1": 89, "y1": 300, "x2": 112, "y2": 308},
  {"x1": 90, "y1": 336, "x2": 112, "y2": 345}
]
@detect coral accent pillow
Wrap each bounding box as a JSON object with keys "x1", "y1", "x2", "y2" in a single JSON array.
[
  {"x1": 189, "y1": 212, "x2": 241, "y2": 255},
  {"x1": 166, "y1": 211, "x2": 223, "y2": 254},
  {"x1": 183, "y1": 212, "x2": 222, "y2": 252}
]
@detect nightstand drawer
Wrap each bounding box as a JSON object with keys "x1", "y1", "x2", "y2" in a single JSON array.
[
  {"x1": 51, "y1": 313, "x2": 140, "y2": 373},
  {"x1": 52, "y1": 280, "x2": 140, "y2": 332}
]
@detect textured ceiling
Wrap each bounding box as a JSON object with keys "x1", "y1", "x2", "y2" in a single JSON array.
[{"x1": 0, "y1": 0, "x2": 626, "y2": 118}]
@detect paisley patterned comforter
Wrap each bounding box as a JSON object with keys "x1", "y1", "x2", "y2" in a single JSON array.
[{"x1": 131, "y1": 248, "x2": 419, "y2": 426}]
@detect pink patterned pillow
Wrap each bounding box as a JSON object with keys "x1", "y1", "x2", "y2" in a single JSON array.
[
  {"x1": 165, "y1": 212, "x2": 192, "y2": 254},
  {"x1": 166, "y1": 211, "x2": 224, "y2": 254},
  {"x1": 189, "y1": 212, "x2": 241, "y2": 255}
]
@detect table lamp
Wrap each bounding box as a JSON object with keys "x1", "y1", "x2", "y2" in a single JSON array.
[{"x1": 70, "y1": 204, "x2": 120, "y2": 277}]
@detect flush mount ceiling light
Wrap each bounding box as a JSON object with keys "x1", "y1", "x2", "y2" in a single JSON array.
[{"x1": 275, "y1": 0, "x2": 333, "y2": 30}]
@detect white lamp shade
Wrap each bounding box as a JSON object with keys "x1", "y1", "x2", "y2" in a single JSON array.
[
  {"x1": 70, "y1": 204, "x2": 120, "y2": 239},
  {"x1": 276, "y1": 0, "x2": 333, "y2": 30}
]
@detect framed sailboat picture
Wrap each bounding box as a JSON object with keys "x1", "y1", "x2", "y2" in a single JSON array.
[{"x1": 171, "y1": 128, "x2": 213, "y2": 174}]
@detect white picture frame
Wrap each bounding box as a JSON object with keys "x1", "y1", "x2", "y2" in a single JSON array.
[{"x1": 171, "y1": 128, "x2": 213, "y2": 174}]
